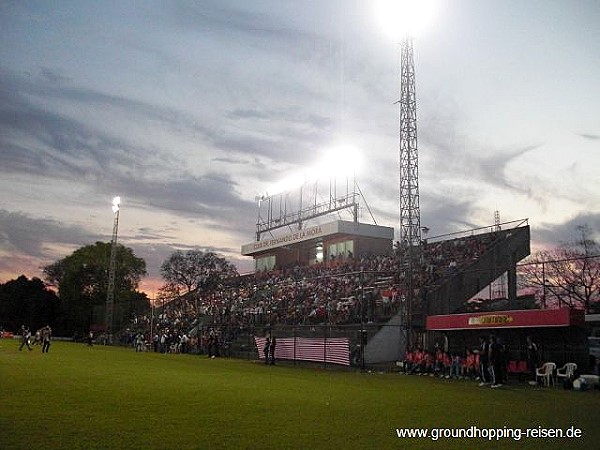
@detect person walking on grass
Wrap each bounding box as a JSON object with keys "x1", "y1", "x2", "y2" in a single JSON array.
[
  {"x1": 18, "y1": 325, "x2": 32, "y2": 351},
  {"x1": 41, "y1": 325, "x2": 52, "y2": 353}
]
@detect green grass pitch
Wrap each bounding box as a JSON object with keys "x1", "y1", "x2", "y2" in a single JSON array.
[{"x1": 1, "y1": 340, "x2": 598, "y2": 449}]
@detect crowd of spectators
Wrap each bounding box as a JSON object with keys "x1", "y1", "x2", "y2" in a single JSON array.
[{"x1": 126, "y1": 232, "x2": 497, "y2": 354}]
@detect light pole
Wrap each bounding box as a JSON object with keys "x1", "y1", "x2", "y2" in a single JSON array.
[
  {"x1": 150, "y1": 297, "x2": 155, "y2": 344},
  {"x1": 105, "y1": 196, "x2": 121, "y2": 344},
  {"x1": 375, "y1": 0, "x2": 438, "y2": 354}
]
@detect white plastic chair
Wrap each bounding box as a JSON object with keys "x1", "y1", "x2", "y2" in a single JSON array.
[
  {"x1": 556, "y1": 363, "x2": 577, "y2": 382},
  {"x1": 535, "y1": 362, "x2": 556, "y2": 387}
]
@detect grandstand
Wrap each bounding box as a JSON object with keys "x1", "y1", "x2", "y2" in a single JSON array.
[{"x1": 131, "y1": 215, "x2": 545, "y2": 370}]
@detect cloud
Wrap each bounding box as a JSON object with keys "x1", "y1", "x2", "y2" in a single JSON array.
[
  {"x1": 0, "y1": 209, "x2": 98, "y2": 259},
  {"x1": 578, "y1": 133, "x2": 600, "y2": 141},
  {"x1": 226, "y1": 107, "x2": 334, "y2": 129},
  {"x1": 0, "y1": 208, "x2": 250, "y2": 286},
  {"x1": 122, "y1": 240, "x2": 248, "y2": 288},
  {"x1": 420, "y1": 192, "x2": 481, "y2": 236},
  {"x1": 420, "y1": 115, "x2": 541, "y2": 196},
  {"x1": 124, "y1": 172, "x2": 255, "y2": 227},
  {"x1": 0, "y1": 67, "x2": 334, "y2": 201},
  {"x1": 472, "y1": 143, "x2": 541, "y2": 194},
  {"x1": 226, "y1": 109, "x2": 271, "y2": 120},
  {"x1": 168, "y1": 1, "x2": 328, "y2": 52},
  {"x1": 0, "y1": 67, "x2": 259, "y2": 286},
  {"x1": 534, "y1": 212, "x2": 600, "y2": 249},
  {"x1": 38, "y1": 67, "x2": 72, "y2": 84},
  {"x1": 0, "y1": 68, "x2": 258, "y2": 230},
  {"x1": 0, "y1": 70, "x2": 172, "y2": 177}
]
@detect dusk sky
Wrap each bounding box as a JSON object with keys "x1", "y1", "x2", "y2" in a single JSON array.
[{"x1": 1, "y1": 0, "x2": 599, "y2": 296}]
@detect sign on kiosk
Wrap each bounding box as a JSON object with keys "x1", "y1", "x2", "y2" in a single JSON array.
[{"x1": 427, "y1": 308, "x2": 585, "y2": 331}]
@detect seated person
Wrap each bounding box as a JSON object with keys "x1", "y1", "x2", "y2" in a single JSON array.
[
  {"x1": 403, "y1": 349, "x2": 414, "y2": 374},
  {"x1": 464, "y1": 349, "x2": 477, "y2": 379}
]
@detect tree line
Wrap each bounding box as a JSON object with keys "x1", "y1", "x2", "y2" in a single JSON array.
[
  {"x1": 0, "y1": 242, "x2": 237, "y2": 336},
  {"x1": 519, "y1": 226, "x2": 600, "y2": 313},
  {"x1": 1, "y1": 242, "x2": 149, "y2": 336}
]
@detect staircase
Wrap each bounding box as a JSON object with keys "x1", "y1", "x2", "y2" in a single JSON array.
[{"x1": 424, "y1": 225, "x2": 531, "y2": 316}]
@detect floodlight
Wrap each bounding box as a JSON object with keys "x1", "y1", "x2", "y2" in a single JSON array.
[
  {"x1": 112, "y1": 196, "x2": 121, "y2": 213},
  {"x1": 259, "y1": 142, "x2": 363, "y2": 199},
  {"x1": 319, "y1": 144, "x2": 362, "y2": 179},
  {"x1": 265, "y1": 173, "x2": 306, "y2": 197},
  {"x1": 374, "y1": 0, "x2": 438, "y2": 40}
]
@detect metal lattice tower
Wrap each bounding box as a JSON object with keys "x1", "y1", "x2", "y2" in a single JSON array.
[
  {"x1": 494, "y1": 210, "x2": 501, "y2": 231},
  {"x1": 493, "y1": 210, "x2": 507, "y2": 299},
  {"x1": 399, "y1": 35, "x2": 422, "y2": 251},
  {"x1": 398, "y1": 35, "x2": 422, "y2": 352},
  {"x1": 105, "y1": 200, "x2": 120, "y2": 342}
]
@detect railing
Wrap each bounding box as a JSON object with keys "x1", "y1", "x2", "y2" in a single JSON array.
[{"x1": 426, "y1": 218, "x2": 529, "y2": 243}]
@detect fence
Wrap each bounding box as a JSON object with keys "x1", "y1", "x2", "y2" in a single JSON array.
[
  {"x1": 227, "y1": 323, "x2": 409, "y2": 369},
  {"x1": 254, "y1": 336, "x2": 350, "y2": 366}
]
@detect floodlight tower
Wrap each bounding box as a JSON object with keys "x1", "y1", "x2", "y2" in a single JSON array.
[
  {"x1": 376, "y1": 0, "x2": 437, "y2": 352},
  {"x1": 376, "y1": 2, "x2": 427, "y2": 250},
  {"x1": 105, "y1": 196, "x2": 121, "y2": 343},
  {"x1": 397, "y1": 34, "x2": 422, "y2": 353},
  {"x1": 493, "y1": 210, "x2": 507, "y2": 299},
  {"x1": 399, "y1": 35, "x2": 422, "y2": 255}
]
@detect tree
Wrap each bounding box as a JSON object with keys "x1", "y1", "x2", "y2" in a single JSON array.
[
  {"x1": 0, "y1": 276, "x2": 61, "y2": 333},
  {"x1": 519, "y1": 226, "x2": 600, "y2": 313},
  {"x1": 43, "y1": 241, "x2": 148, "y2": 335},
  {"x1": 160, "y1": 250, "x2": 238, "y2": 299}
]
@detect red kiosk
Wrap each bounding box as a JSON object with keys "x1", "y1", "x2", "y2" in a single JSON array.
[{"x1": 426, "y1": 308, "x2": 589, "y2": 371}]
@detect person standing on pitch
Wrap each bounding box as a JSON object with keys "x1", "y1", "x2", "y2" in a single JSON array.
[
  {"x1": 263, "y1": 332, "x2": 271, "y2": 364},
  {"x1": 18, "y1": 325, "x2": 33, "y2": 351},
  {"x1": 268, "y1": 335, "x2": 276, "y2": 365},
  {"x1": 41, "y1": 325, "x2": 52, "y2": 353},
  {"x1": 526, "y1": 335, "x2": 539, "y2": 385},
  {"x1": 477, "y1": 336, "x2": 490, "y2": 386},
  {"x1": 488, "y1": 334, "x2": 503, "y2": 388}
]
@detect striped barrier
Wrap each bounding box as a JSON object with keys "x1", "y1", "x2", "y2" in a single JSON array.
[{"x1": 255, "y1": 336, "x2": 350, "y2": 366}]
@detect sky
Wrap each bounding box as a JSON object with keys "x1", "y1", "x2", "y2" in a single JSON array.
[{"x1": 1, "y1": 0, "x2": 599, "y2": 297}]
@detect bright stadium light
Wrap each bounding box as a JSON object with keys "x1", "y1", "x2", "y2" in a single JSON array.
[
  {"x1": 374, "y1": 0, "x2": 438, "y2": 40},
  {"x1": 317, "y1": 144, "x2": 363, "y2": 180},
  {"x1": 112, "y1": 196, "x2": 121, "y2": 213},
  {"x1": 264, "y1": 172, "x2": 306, "y2": 197},
  {"x1": 260, "y1": 143, "x2": 363, "y2": 198}
]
